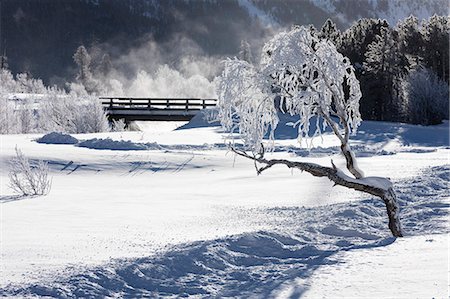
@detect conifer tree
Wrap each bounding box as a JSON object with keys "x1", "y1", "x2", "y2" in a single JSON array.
[
  {"x1": 238, "y1": 40, "x2": 253, "y2": 64},
  {"x1": 422, "y1": 15, "x2": 449, "y2": 82},
  {"x1": 73, "y1": 45, "x2": 102, "y2": 94},
  {"x1": 396, "y1": 15, "x2": 423, "y2": 67},
  {"x1": 364, "y1": 27, "x2": 408, "y2": 121},
  {"x1": 319, "y1": 19, "x2": 341, "y2": 46}
]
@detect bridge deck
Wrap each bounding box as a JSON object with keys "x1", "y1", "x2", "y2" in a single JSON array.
[{"x1": 101, "y1": 97, "x2": 217, "y2": 121}]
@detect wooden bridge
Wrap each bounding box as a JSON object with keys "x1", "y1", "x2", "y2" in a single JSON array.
[{"x1": 101, "y1": 97, "x2": 217, "y2": 121}]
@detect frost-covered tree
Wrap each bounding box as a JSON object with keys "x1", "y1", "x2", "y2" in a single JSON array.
[
  {"x1": 73, "y1": 45, "x2": 103, "y2": 94},
  {"x1": 73, "y1": 45, "x2": 91, "y2": 80},
  {"x1": 218, "y1": 26, "x2": 403, "y2": 237}
]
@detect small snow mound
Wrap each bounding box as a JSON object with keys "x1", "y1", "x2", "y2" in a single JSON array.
[
  {"x1": 78, "y1": 138, "x2": 148, "y2": 151},
  {"x1": 36, "y1": 132, "x2": 79, "y2": 144}
]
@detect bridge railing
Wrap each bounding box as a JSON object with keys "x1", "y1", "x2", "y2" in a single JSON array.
[{"x1": 100, "y1": 97, "x2": 217, "y2": 111}]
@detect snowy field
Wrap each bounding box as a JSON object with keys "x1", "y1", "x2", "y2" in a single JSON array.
[{"x1": 0, "y1": 115, "x2": 448, "y2": 298}]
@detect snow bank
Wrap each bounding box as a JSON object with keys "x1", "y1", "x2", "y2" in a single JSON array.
[{"x1": 36, "y1": 132, "x2": 79, "y2": 145}]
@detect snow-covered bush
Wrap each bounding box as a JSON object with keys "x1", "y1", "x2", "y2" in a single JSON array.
[
  {"x1": 111, "y1": 119, "x2": 127, "y2": 132},
  {"x1": 39, "y1": 89, "x2": 109, "y2": 134},
  {"x1": 0, "y1": 69, "x2": 17, "y2": 93},
  {"x1": 0, "y1": 69, "x2": 47, "y2": 94},
  {"x1": 217, "y1": 26, "x2": 402, "y2": 237},
  {"x1": 9, "y1": 147, "x2": 51, "y2": 196},
  {"x1": 0, "y1": 95, "x2": 20, "y2": 134},
  {"x1": 15, "y1": 73, "x2": 47, "y2": 94},
  {"x1": 403, "y1": 67, "x2": 449, "y2": 125}
]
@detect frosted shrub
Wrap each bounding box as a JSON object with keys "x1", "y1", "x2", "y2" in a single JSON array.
[
  {"x1": 403, "y1": 67, "x2": 449, "y2": 125},
  {"x1": 0, "y1": 69, "x2": 17, "y2": 93},
  {"x1": 71, "y1": 97, "x2": 109, "y2": 133},
  {"x1": 111, "y1": 119, "x2": 127, "y2": 132},
  {"x1": 15, "y1": 73, "x2": 47, "y2": 94},
  {"x1": 9, "y1": 147, "x2": 51, "y2": 196},
  {"x1": 0, "y1": 96, "x2": 20, "y2": 134},
  {"x1": 40, "y1": 88, "x2": 109, "y2": 134}
]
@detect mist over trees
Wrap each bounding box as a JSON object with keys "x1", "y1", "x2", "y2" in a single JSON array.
[
  {"x1": 68, "y1": 14, "x2": 448, "y2": 126},
  {"x1": 2, "y1": 0, "x2": 446, "y2": 86}
]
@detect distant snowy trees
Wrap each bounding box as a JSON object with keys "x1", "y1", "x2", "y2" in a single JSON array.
[
  {"x1": 218, "y1": 26, "x2": 403, "y2": 237},
  {"x1": 0, "y1": 69, "x2": 109, "y2": 134}
]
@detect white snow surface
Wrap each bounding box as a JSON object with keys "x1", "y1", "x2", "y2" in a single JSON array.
[
  {"x1": 0, "y1": 118, "x2": 448, "y2": 297},
  {"x1": 277, "y1": 233, "x2": 449, "y2": 298}
]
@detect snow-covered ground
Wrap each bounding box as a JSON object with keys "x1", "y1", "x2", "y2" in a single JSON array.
[{"x1": 0, "y1": 115, "x2": 448, "y2": 298}]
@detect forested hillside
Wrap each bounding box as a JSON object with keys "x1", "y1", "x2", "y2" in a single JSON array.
[{"x1": 1, "y1": 0, "x2": 446, "y2": 85}]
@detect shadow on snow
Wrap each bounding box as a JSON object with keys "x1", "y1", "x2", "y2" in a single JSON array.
[{"x1": 2, "y1": 165, "x2": 448, "y2": 298}]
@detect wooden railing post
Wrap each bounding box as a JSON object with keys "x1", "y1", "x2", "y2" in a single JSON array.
[
  {"x1": 148, "y1": 99, "x2": 151, "y2": 109},
  {"x1": 202, "y1": 99, "x2": 206, "y2": 109},
  {"x1": 185, "y1": 99, "x2": 189, "y2": 110}
]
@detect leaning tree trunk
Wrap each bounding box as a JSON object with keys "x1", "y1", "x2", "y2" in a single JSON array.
[{"x1": 232, "y1": 149, "x2": 403, "y2": 237}]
